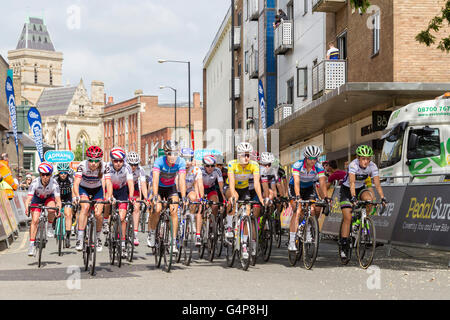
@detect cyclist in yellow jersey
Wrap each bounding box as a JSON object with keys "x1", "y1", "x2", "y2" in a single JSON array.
[{"x1": 225, "y1": 142, "x2": 264, "y2": 258}]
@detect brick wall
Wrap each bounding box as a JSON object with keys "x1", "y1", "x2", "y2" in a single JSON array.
[{"x1": 393, "y1": 0, "x2": 450, "y2": 82}]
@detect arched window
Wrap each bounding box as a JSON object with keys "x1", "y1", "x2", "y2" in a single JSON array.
[
  {"x1": 49, "y1": 65, "x2": 53, "y2": 86},
  {"x1": 34, "y1": 64, "x2": 38, "y2": 84}
]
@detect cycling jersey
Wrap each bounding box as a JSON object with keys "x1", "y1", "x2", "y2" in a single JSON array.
[
  {"x1": 75, "y1": 160, "x2": 107, "y2": 189},
  {"x1": 153, "y1": 156, "x2": 186, "y2": 187},
  {"x1": 28, "y1": 178, "x2": 60, "y2": 199},
  {"x1": 227, "y1": 160, "x2": 260, "y2": 189},
  {"x1": 201, "y1": 167, "x2": 223, "y2": 189},
  {"x1": 260, "y1": 165, "x2": 278, "y2": 185},
  {"x1": 105, "y1": 162, "x2": 133, "y2": 190},
  {"x1": 53, "y1": 175, "x2": 73, "y2": 200},
  {"x1": 184, "y1": 166, "x2": 202, "y2": 192},
  {"x1": 131, "y1": 165, "x2": 147, "y2": 186},
  {"x1": 342, "y1": 159, "x2": 379, "y2": 189},
  {"x1": 289, "y1": 160, "x2": 325, "y2": 188}
]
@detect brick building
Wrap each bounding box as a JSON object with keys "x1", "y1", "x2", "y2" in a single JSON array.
[
  {"x1": 270, "y1": 0, "x2": 450, "y2": 168},
  {"x1": 102, "y1": 91, "x2": 202, "y2": 164}
]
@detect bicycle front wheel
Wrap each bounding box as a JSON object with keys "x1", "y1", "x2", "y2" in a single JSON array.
[
  {"x1": 215, "y1": 215, "x2": 224, "y2": 258},
  {"x1": 250, "y1": 215, "x2": 258, "y2": 266},
  {"x1": 108, "y1": 217, "x2": 115, "y2": 265},
  {"x1": 154, "y1": 217, "x2": 163, "y2": 268},
  {"x1": 127, "y1": 218, "x2": 134, "y2": 263},
  {"x1": 56, "y1": 217, "x2": 63, "y2": 256},
  {"x1": 356, "y1": 216, "x2": 376, "y2": 269},
  {"x1": 302, "y1": 215, "x2": 319, "y2": 270},
  {"x1": 240, "y1": 215, "x2": 252, "y2": 271},
  {"x1": 37, "y1": 220, "x2": 45, "y2": 268},
  {"x1": 162, "y1": 215, "x2": 173, "y2": 272},
  {"x1": 115, "y1": 217, "x2": 123, "y2": 268},
  {"x1": 183, "y1": 214, "x2": 194, "y2": 266},
  {"x1": 89, "y1": 218, "x2": 97, "y2": 276},
  {"x1": 261, "y1": 215, "x2": 273, "y2": 262},
  {"x1": 207, "y1": 214, "x2": 216, "y2": 262}
]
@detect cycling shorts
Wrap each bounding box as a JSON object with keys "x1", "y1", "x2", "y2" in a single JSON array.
[
  {"x1": 79, "y1": 186, "x2": 104, "y2": 201},
  {"x1": 339, "y1": 185, "x2": 370, "y2": 209}
]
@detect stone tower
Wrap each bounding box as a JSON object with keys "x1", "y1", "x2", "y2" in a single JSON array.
[
  {"x1": 91, "y1": 81, "x2": 105, "y2": 112},
  {"x1": 8, "y1": 17, "x2": 63, "y2": 105}
]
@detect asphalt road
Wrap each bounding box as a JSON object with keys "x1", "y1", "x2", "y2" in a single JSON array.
[{"x1": 0, "y1": 229, "x2": 448, "y2": 300}]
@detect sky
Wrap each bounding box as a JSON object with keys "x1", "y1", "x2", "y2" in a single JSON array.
[{"x1": 0, "y1": 0, "x2": 231, "y2": 104}]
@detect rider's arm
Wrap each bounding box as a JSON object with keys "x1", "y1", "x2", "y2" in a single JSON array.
[
  {"x1": 179, "y1": 171, "x2": 187, "y2": 199},
  {"x1": 73, "y1": 176, "x2": 81, "y2": 198},
  {"x1": 55, "y1": 196, "x2": 62, "y2": 213},
  {"x1": 104, "y1": 178, "x2": 113, "y2": 200},
  {"x1": 152, "y1": 170, "x2": 159, "y2": 199},
  {"x1": 197, "y1": 174, "x2": 204, "y2": 199},
  {"x1": 318, "y1": 176, "x2": 328, "y2": 199},
  {"x1": 253, "y1": 173, "x2": 264, "y2": 204},
  {"x1": 261, "y1": 180, "x2": 270, "y2": 199},
  {"x1": 293, "y1": 175, "x2": 301, "y2": 198},
  {"x1": 349, "y1": 173, "x2": 356, "y2": 198},
  {"x1": 218, "y1": 181, "x2": 225, "y2": 200},
  {"x1": 228, "y1": 171, "x2": 236, "y2": 199},
  {"x1": 372, "y1": 176, "x2": 385, "y2": 199},
  {"x1": 24, "y1": 195, "x2": 33, "y2": 215},
  {"x1": 140, "y1": 179, "x2": 148, "y2": 201},
  {"x1": 127, "y1": 178, "x2": 134, "y2": 199}
]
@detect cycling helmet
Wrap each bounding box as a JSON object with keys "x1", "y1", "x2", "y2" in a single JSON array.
[
  {"x1": 126, "y1": 151, "x2": 140, "y2": 165},
  {"x1": 215, "y1": 155, "x2": 224, "y2": 165},
  {"x1": 57, "y1": 162, "x2": 70, "y2": 173},
  {"x1": 303, "y1": 145, "x2": 321, "y2": 158},
  {"x1": 260, "y1": 152, "x2": 275, "y2": 164},
  {"x1": 236, "y1": 142, "x2": 253, "y2": 154},
  {"x1": 86, "y1": 146, "x2": 103, "y2": 159},
  {"x1": 203, "y1": 155, "x2": 216, "y2": 166},
  {"x1": 38, "y1": 162, "x2": 53, "y2": 174},
  {"x1": 181, "y1": 148, "x2": 194, "y2": 158},
  {"x1": 356, "y1": 145, "x2": 374, "y2": 157},
  {"x1": 110, "y1": 146, "x2": 126, "y2": 160},
  {"x1": 164, "y1": 140, "x2": 179, "y2": 153}
]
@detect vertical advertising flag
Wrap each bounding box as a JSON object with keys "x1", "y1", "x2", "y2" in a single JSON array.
[
  {"x1": 27, "y1": 107, "x2": 44, "y2": 162},
  {"x1": 4, "y1": 70, "x2": 19, "y2": 156},
  {"x1": 258, "y1": 80, "x2": 268, "y2": 152}
]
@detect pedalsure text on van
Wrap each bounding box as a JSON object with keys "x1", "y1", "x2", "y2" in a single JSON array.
[{"x1": 379, "y1": 97, "x2": 450, "y2": 183}]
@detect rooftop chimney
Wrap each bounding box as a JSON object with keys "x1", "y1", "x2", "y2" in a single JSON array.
[
  {"x1": 107, "y1": 96, "x2": 114, "y2": 105},
  {"x1": 134, "y1": 89, "x2": 143, "y2": 96}
]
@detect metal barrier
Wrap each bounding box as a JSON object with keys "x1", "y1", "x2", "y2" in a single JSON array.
[
  {"x1": 0, "y1": 190, "x2": 20, "y2": 249},
  {"x1": 381, "y1": 173, "x2": 450, "y2": 184}
]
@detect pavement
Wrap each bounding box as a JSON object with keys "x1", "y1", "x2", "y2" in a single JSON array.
[{"x1": 0, "y1": 229, "x2": 448, "y2": 300}]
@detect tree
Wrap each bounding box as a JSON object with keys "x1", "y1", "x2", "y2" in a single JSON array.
[
  {"x1": 416, "y1": 0, "x2": 450, "y2": 53},
  {"x1": 73, "y1": 139, "x2": 102, "y2": 161}
]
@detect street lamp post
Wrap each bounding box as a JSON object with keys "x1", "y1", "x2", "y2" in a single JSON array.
[
  {"x1": 158, "y1": 59, "x2": 191, "y2": 148},
  {"x1": 160, "y1": 86, "x2": 177, "y2": 141}
]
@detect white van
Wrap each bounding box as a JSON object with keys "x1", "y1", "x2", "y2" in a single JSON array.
[{"x1": 379, "y1": 96, "x2": 450, "y2": 183}]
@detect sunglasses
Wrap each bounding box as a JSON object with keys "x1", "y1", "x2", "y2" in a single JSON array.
[
  {"x1": 113, "y1": 160, "x2": 124, "y2": 163},
  {"x1": 307, "y1": 157, "x2": 318, "y2": 161},
  {"x1": 59, "y1": 172, "x2": 69, "y2": 175},
  {"x1": 130, "y1": 164, "x2": 138, "y2": 167},
  {"x1": 40, "y1": 173, "x2": 52, "y2": 177},
  {"x1": 205, "y1": 165, "x2": 215, "y2": 168},
  {"x1": 166, "y1": 152, "x2": 179, "y2": 157},
  {"x1": 88, "y1": 159, "x2": 101, "y2": 163},
  {"x1": 238, "y1": 153, "x2": 251, "y2": 158},
  {"x1": 263, "y1": 163, "x2": 272, "y2": 167}
]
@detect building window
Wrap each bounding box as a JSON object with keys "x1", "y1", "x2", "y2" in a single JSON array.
[
  {"x1": 79, "y1": 105, "x2": 84, "y2": 117},
  {"x1": 23, "y1": 153, "x2": 35, "y2": 171},
  {"x1": 49, "y1": 66, "x2": 53, "y2": 85},
  {"x1": 34, "y1": 64, "x2": 38, "y2": 84},
  {"x1": 372, "y1": 11, "x2": 380, "y2": 56},
  {"x1": 245, "y1": 51, "x2": 249, "y2": 73},
  {"x1": 287, "y1": 1, "x2": 294, "y2": 20},
  {"x1": 337, "y1": 31, "x2": 347, "y2": 60},
  {"x1": 297, "y1": 67, "x2": 307, "y2": 98},
  {"x1": 303, "y1": 0, "x2": 308, "y2": 15},
  {"x1": 237, "y1": 12, "x2": 242, "y2": 26},
  {"x1": 287, "y1": 78, "x2": 294, "y2": 104}
]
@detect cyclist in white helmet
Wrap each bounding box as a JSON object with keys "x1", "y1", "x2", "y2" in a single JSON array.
[
  {"x1": 127, "y1": 151, "x2": 148, "y2": 247},
  {"x1": 288, "y1": 145, "x2": 329, "y2": 252}
]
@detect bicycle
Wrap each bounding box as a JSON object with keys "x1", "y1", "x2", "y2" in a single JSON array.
[
  {"x1": 338, "y1": 200, "x2": 385, "y2": 269},
  {"x1": 154, "y1": 199, "x2": 179, "y2": 273},
  {"x1": 55, "y1": 202, "x2": 72, "y2": 256},
  {"x1": 288, "y1": 198, "x2": 328, "y2": 270},
  {"x1": 176, "y1": 200, "x2": 195, "y2": 266},
  {"x1": 138, "y1": 200, "x2": 149, "y2": 233},
  {"x1": 225, "y1": 199, "x2": 257, "y2": 271},
  {"x1": 198, "y1": 199, "x2": 222, "y2": 262},
  {"x1": 272, "y1": 197, "x2": 289, "y2": 248},
  {"x1": 79, "y1": 199, "x2": 109, "y2": 275},
  {"x1": 255, "y1": 201, "x2": 275, "y2": 263},
  {"x1": 28, "y1": 204, "x2": 59, "y2": 268},
  {"x1": 107, "y1": 200, "x2": 132, "y2": 267},
  {"x1": 214, "y1": 202, "x2": 227, "y2": 259}
]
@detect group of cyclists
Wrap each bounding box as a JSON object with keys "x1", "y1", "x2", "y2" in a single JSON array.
[{"x1": 25, "y1": 139, "x2": 387, "y2": 267}]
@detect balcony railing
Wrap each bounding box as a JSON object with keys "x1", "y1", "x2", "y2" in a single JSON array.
[
  {"x1": 312, "y1": 59, "x2": 347, "y2": 99},
  {"x1": 230, "y1": 78, "x2": 240, "y2": 100},
  {"x1": 229, "y1": 26, "x2": 241, "y2": 51},
  {"x1": 274, "y1": 104, "x2": 293, "y2": 123},
  {"x1": 312, "y1": 0, "x2": 347, "y2": 13},
  {"x1": 249, "y1": 50, "x2": 258, "y2": 79},
  {"x1": 249, "y1": 0, "x2": 259, "y2": 21},
  {"x1": 274, "y1": 20, "x2": 293, "y2": 55}
]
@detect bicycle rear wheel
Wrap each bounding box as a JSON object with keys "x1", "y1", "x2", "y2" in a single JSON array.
[
  {"x1": 288, "y1": 234, "x2": 302, "y2": 266},
  {"x1": 183, "y1": 214, "x2": 194, "y2": 266},
  {"x1": 225, "y1": 218, "x2": 236, "y2": 268},
  {"x1": 108, "y1": 217, "x2": 115, "y2": 265},
  {"x1": 162, "y1": 215, "x2": 173, "y2": 272},
  {"x1": 56, "y1": 217, "x2": 63, "y2": 256},
  {"x1": 127, "y1": 218, "x2": 134, "y2": 262},
  {"x1": 273, "y1": 208, "x2": 282, "y2": 248},
  {"x1": 356, "y1": 216, "x2": 376, "y2": 269},
  {"x1": 302, "y1": 215, "x2": 319, "y2": 270},
  {"x1": 83, "y1": 223, "x2": 90, "y2": 272},
  {"x1": 37, "y1": 220, "x2": 45, "y2": 268},
  {"x1": 207, "y1": 214, "x2": 216, "y2": 262},
  {"x1": 240, "y1": 215, "x2": 252, "y2": 271},
  {"x1": 140, "y1": 207, "x2": 146, "y2": 233},
  {"x1": 115, "y1": 217, "x2": 123, "y2": 268},
  {"x1": 176, "y1": 217, "x2": 183, "y2": 264},
  {"x1": 154, "y1": 217, "x2": 163, "y2": 268},
  {"x1": 199, "y1": 217, "x2": 207, "y2": 259},
  {"x1": 261, "y1": 215, "x2": 273, "y2": 262}
]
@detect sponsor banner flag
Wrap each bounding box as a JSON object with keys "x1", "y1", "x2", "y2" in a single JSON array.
[
  {"x1": 4, "y1": 70, "x2": 19, "y2": 155},
  {"x1": 27, "y1": 107, "x2": 44, "y2": 162},
  {"x1": 258, "y1": 80, "x2": 267, "y2": 152}
]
